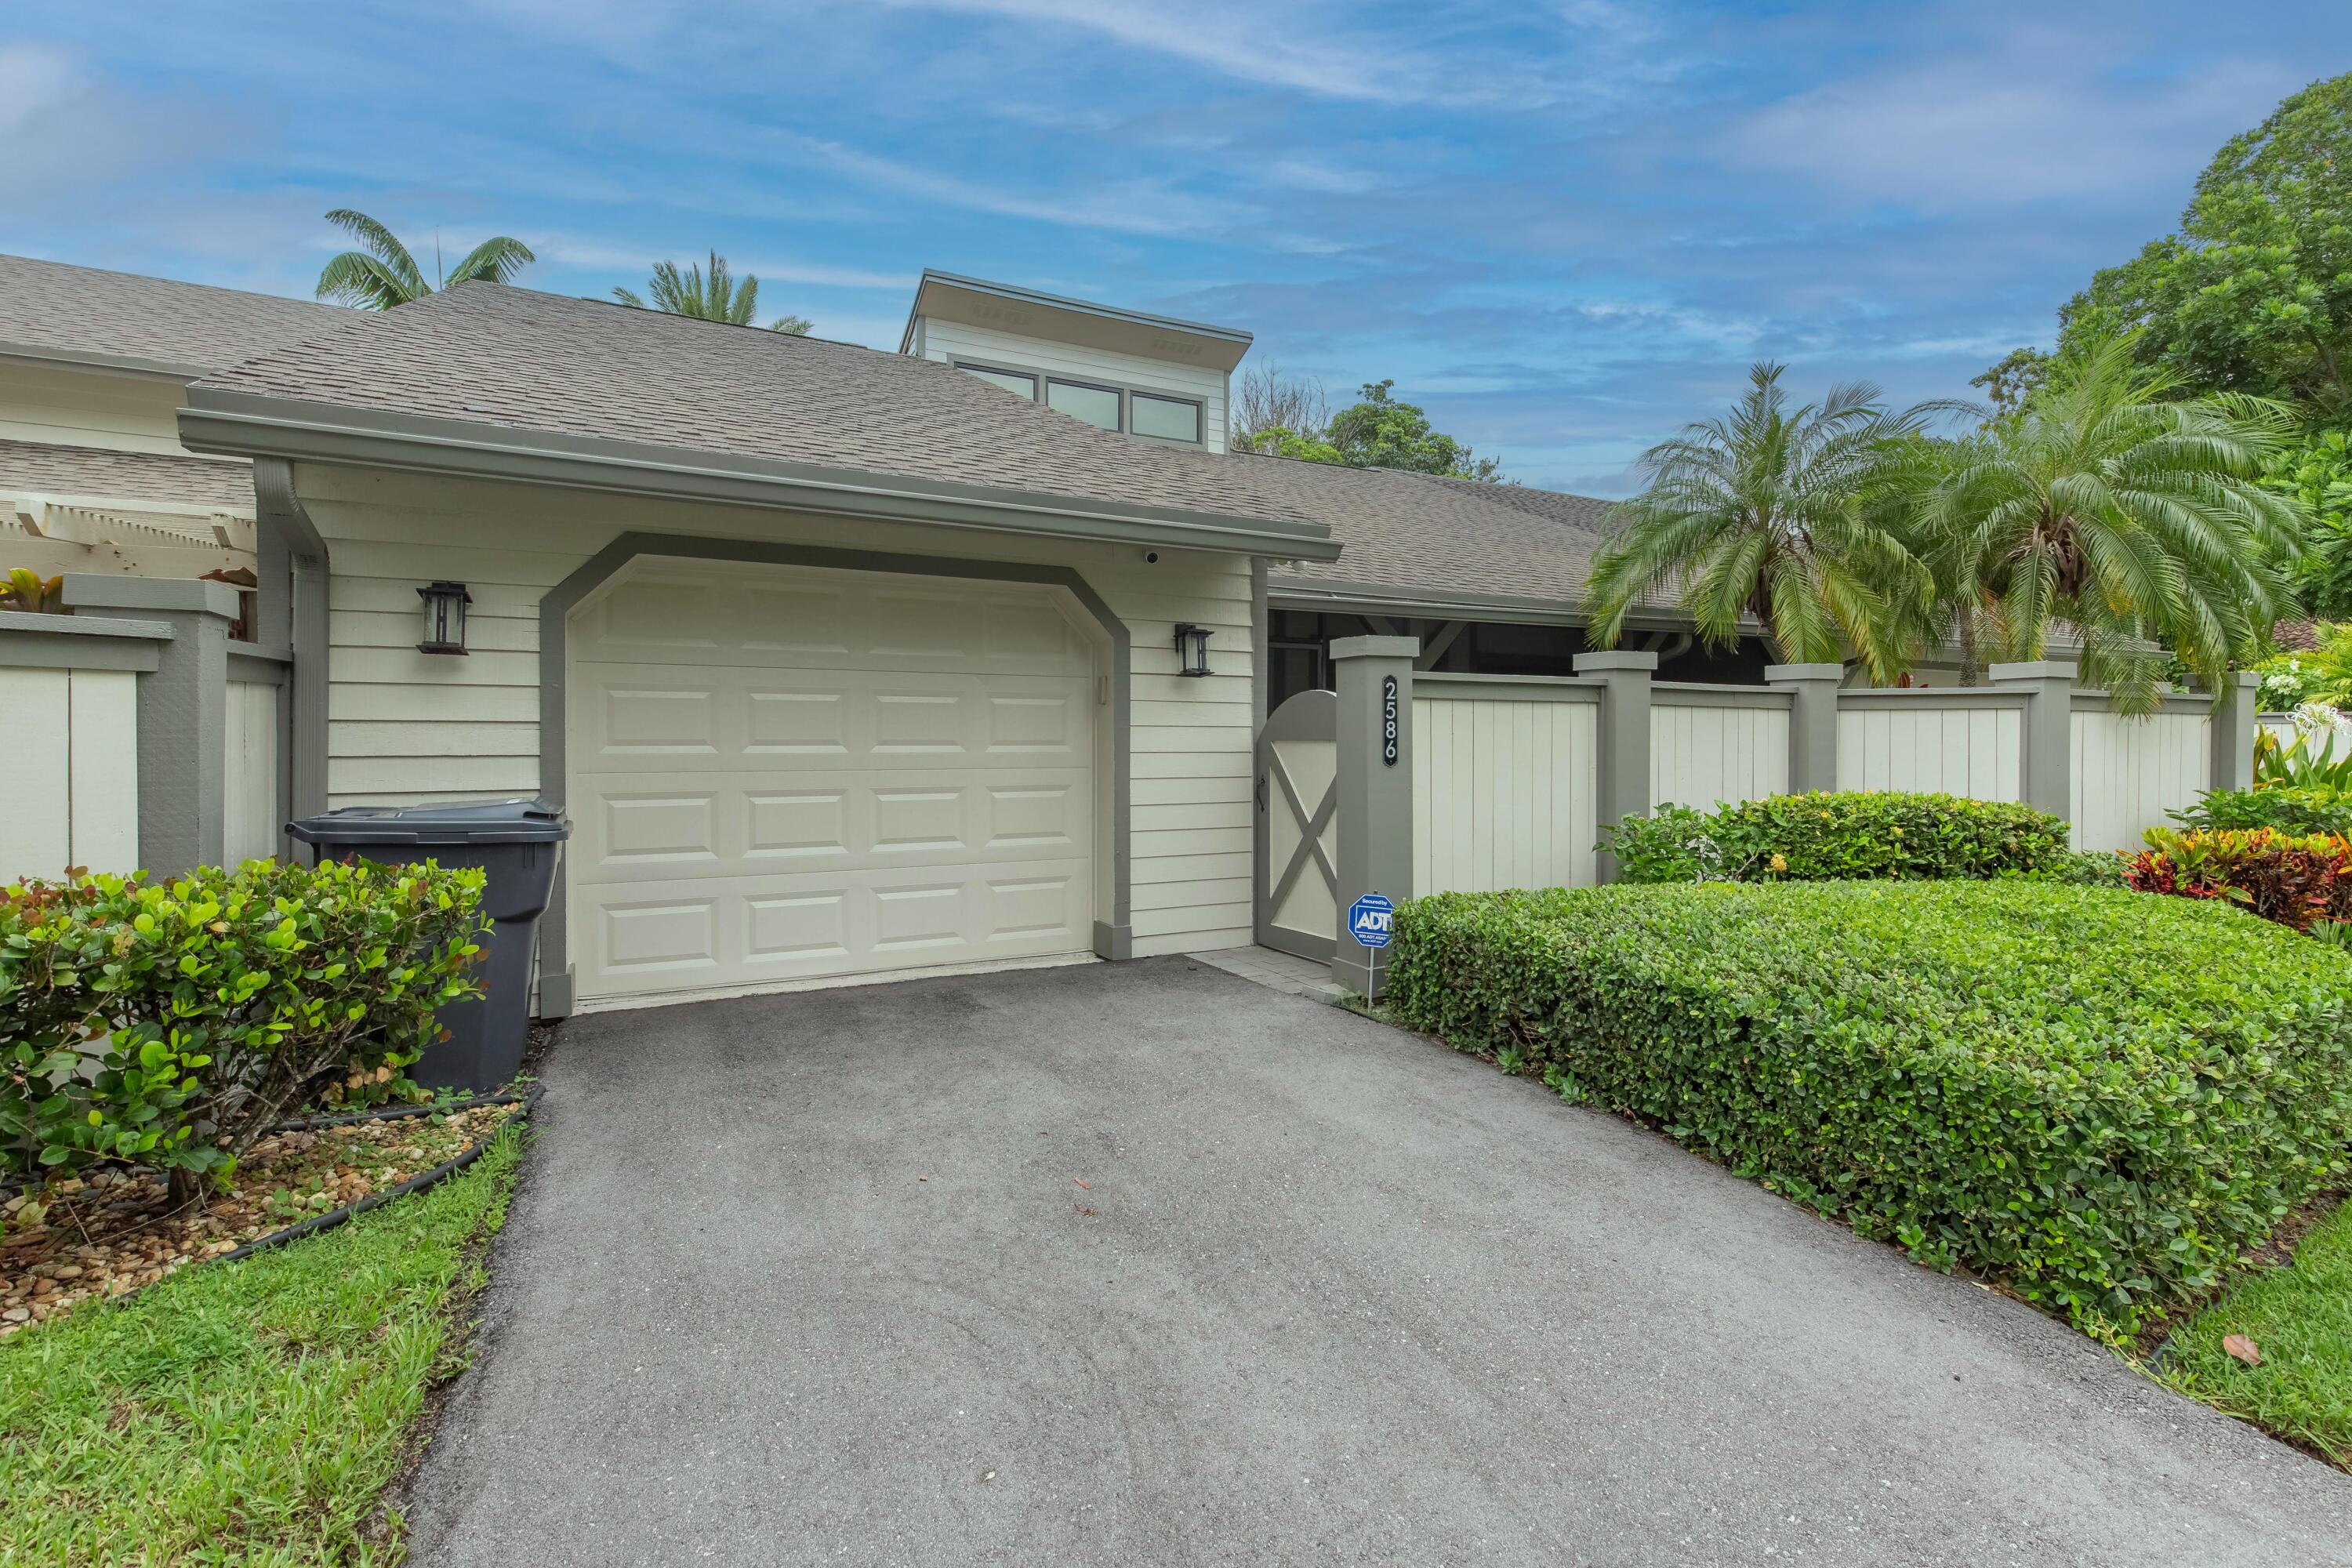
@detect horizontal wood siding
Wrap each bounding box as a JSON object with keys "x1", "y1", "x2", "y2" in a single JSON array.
[
  {"x1": 303, "y1": 466, "x2": 1257, "y2": 960},
  {"x1": 1412, "y1": 696, "x2": 1597, "y2": 895},
  {"x1": 2071, "y1": 707, "x2": 2210, "y2": 852},
  {"x1": 915, "y1": 320, "x2": 1229, "y2": 454},
  {"x1": 1650, "y1": 703, "x2": 1790, "y2": 809},
  {"x1": 1836, "y1": 702, "x2": 2023, "y2": 800},
  {"x1": 0, "y1": 361, "x2": 198, "y2": 456}
]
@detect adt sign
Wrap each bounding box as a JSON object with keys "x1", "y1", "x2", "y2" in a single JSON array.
[{"x1": 1348, "y1": 892, "x2": 1395, "y2": 949}]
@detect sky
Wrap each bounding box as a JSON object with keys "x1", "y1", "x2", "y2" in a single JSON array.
[{"x1": 3, "y1": 2, "x2": 2341, "y2": 495}]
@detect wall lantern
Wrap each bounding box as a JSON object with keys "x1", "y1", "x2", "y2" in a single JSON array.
[
  {"x1": 417, "y1": 580, "x2": 473, "y2": 655},
  {"x1": 1173, "y1": 622, "x2": 1213, "y2": 678}
]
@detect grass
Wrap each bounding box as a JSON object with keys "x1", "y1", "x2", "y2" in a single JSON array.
[
  {"x1": 0, "y1": 1129, "x2": 524, "y2": 1566},
  {"x1": 2161, "y1": 1195, "x2": 2352, "y2": 1472}
]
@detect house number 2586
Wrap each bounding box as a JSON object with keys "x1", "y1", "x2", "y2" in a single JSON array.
[{"x1": 1381, "y1": 674, "x2": 1399, "y2": 767}]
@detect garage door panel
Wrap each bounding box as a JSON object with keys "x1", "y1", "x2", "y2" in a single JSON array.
[
  {"x1": 572, "y1": 768, "x2": 1091, "y2": 880},
  {"x1": 578, "y1": 566, "x2": 1091, "y2": 676},
  {"x1": 575, "y1": 857, "x2": 1091, "y2": 996},
  {"x1": 574, "y1": 665, "x2": 1090, "y2": 772}
]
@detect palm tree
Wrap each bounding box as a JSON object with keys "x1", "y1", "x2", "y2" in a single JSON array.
[
  {"x1": 1583, "y1": 364, "x2": 1940, "y2": 678},
  {"x1": 314, "y1": 209, "x2": 535, "y2": 309},
  {"x1": 611, "y1": 252, "x2": 811, "y2": 334},
  {"x1": 1898, "y1": 333, "x2": 2308, "y2": 710}
]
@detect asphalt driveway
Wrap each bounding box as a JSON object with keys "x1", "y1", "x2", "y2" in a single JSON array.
[{"x1": 405, "y1": 956, "x2": 2352, "y2": 1566}]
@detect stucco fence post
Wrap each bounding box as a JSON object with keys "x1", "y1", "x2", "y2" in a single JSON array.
[
  {"x1": 1988, "y1": 660, "x2": 2077, "y2": 823},
  {"x1": 1765, "y1": 662, "x2": 1844, "y2": 793},
  {"x1": 1328, "y1": 635, "x2": 1417, "y2": 999},
  {"x1": 1571, "y1": 650, "x2": 1657, "y2": 883},
  {"x1": 2209, "y1": 670, "x2": 2259, "y2": 793},
  {"x1": 61, "y1": 575, "x2": 244, "y2": 877}
]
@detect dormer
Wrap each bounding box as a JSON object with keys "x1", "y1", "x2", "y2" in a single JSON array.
[{"x1": 899, "y1": 270, "x2": 1251, "y2": 454}]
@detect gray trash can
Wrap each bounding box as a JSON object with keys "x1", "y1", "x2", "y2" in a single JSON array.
[{"x1": 286, "y1": 799, "x2": 569, "y2": 1092}]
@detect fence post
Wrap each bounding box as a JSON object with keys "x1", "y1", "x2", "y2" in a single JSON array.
[
  {"x1": 1573, "y1": 650, "x2": 1657, "y2": 882},
  {"x1": 61, "y1": 575, "x2": 242, "y2": 877},
  {"x1": 1988, "y1": 660, "x2": 2077, "y2": 824},
  {"x1": 1329, "y1": 635, "x2": 1417, "y2": 1000},
  {"x1": 1765, "y1": 662, "x2": 1843, "y2": 793},
  {"x1": 2209, "y1": 670, "x2": 2259, "y2": 793}
]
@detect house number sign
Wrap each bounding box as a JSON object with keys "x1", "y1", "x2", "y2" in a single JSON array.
[{"x1": 1381, "y1": 674, "x2": 1399, "y2": 766}]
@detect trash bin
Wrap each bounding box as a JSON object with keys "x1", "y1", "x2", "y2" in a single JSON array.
[{"x1": 286, "y1": 799, "x2": 570, "y2": 1093}]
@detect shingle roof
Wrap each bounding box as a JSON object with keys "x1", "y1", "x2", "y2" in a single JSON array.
[
  {"x1": 0, "y1": 437, "x2": 252, "y2": 510},
  {"x1": 194, "y1": 282, "x2": 1330, "y2": 532},
  {"x1": 182, "y1": 279, "x2": 1623, "y2": 608},
  {"x1": 1247, "y1": 455, "x2": 1615, "y2": 605},
  {"x1": 0, "y1": 254, "x2": 347, "y2": 376}
]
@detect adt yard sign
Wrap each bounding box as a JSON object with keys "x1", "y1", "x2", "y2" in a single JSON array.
[{"x1": 1348, "y1": 892, "x2": 1395, "y2": 948}]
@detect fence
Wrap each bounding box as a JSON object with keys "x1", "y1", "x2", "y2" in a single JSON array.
[
  {"x1": 0, "y1": 575, "x2": 288, "y2": 885},
  {"x1": 1257, "y1": 638, "x2": 2261, "y2": 994}
]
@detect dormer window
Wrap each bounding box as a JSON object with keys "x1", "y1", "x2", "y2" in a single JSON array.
[
  {"x1": 1131, "y1": 393, "x2": 1202, "y2": 446},
  {"x1": 1045, "y1": 379, "x2": 1121, "y2": 432}
]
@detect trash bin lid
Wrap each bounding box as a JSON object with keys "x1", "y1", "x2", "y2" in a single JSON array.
[{"x1": 286, "y1": 797, "x2": 571, "y2": 846}]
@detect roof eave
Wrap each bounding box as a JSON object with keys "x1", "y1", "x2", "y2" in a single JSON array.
[
  {"x1": 0, "y1": 341, "x2": 209, "y2": 382},
  {"x1": 178, "y1": 388, "x2": 1343, "y2": 562},
  {"x1": 1267, "y1": 573, "x2": 1714, "y2": 632}
]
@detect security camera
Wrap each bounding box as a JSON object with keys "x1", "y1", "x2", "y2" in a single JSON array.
[{"x1": 1142, "y1": 549, "x2": 1162, "y2": 565}]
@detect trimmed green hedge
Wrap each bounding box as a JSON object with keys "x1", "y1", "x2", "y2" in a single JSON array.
[
  {"x1": 1602, "y1": 791, "x2": 2076, "y2": 883},
  {"x1": 1387, "y1": 881, "x2": 2352, "y2": 1335}
]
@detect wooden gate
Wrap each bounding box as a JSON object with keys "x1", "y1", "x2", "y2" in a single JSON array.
[{"x1": 1254, "y1": 688, "x2": 1338, "y2": 960}]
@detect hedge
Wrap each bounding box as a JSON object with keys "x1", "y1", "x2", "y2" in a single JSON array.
[
  {"x1": 1600, "y1": 791, "x2": 2078, "y2": 884},
  {"x1": 1387, "y1": 881, "x2": 2352, "y2": 1335},
  {"x1": 1, "y1": 861, "x2": 487, "y2": 1190}
]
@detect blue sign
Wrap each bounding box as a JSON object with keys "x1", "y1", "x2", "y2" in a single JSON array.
[{"x1": 1348, "y1": 892, "x2": 1395, "y2": 949}]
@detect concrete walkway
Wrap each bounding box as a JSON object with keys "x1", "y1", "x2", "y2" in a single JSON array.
[{"x1": 404, "y1": 957, "x2": 2352, "y2": 1566}]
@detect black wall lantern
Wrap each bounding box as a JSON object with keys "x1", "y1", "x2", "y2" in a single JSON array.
[
  {"x1": 1173, "y1": 622, "x2": 1213, "y2": 678},
  {"x1": 417, "y1": 580, "x2": 473, "y2": 655}
]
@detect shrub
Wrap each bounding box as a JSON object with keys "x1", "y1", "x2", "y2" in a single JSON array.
[
  {"x1": 2170, "y1": 784, "x2": 2352, "y2": 835},
  {"x1": 0, "y1": 860, "x2": 487, "y2": 1190},
  {"x1": 1386, "y1": 881, "x2": 2352, "y2": 1335},
  {"x1": 2125, "y1": 827, "x2": 2352, "y2": 935},
  {"x1": 1601, "y1": 791, "x2": 2075, "y2": 884}
]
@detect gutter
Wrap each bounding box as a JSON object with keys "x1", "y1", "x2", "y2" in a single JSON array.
[{"x1": 180, "y1": 390, "x2": 1343, "y2": 561}]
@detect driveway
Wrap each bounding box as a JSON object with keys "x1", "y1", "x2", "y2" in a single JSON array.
[{"x1": 405, "y1": 956, "x2": 2352, "y2": 1566}]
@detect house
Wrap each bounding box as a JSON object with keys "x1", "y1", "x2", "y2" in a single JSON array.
[
  {"x1": 100, "y1": 262, "x2": 1691, "y2": 1013},
  {"x1": 0, "y1": 255, "x2": 347, "y2": 601}
]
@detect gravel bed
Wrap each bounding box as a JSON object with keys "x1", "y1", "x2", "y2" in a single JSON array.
[{"x1": 0, "y1": 1102, "x2": 522, "y2": 1339}]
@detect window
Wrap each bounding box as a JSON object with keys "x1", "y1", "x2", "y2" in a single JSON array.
[
  {"x1": 958, "y1": 363, "x2": 1037, "y2": 398},
  {"x1": 1130, "y1": 392, "x2": 1202, "y2": 445},
  {"x1": 1046, "y1": 379, "x2": 1121, "y2": 432}
]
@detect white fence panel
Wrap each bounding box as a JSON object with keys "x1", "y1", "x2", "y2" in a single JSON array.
[
  {"x1": 2071, "y1": 706, "x2": 2210, "y2": 853},
  {"x1": 1651, "y1": 699, "x2": 1790, "y2": 808},
  {"x1": 0, "y1": 666, "x2": 140, "y2": 880},
  {"x1": 1414, "y1": 695, "x2": 1599, "y2": 894},
  {"x1": 224, "y1": 678, "x2": 283, "y2": 865},
  {"x1": 1836, "y1": 700, "x2": 2024, "y2": 800}
]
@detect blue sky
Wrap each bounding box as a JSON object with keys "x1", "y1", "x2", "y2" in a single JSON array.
[{"x1": 4, "y1": 2, "x2": 2340, "y2": 494}]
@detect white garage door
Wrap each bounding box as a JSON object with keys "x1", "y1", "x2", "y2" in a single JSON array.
[{"x1": 567, "y1": 558, "x2": 1099, "y2": 1006}]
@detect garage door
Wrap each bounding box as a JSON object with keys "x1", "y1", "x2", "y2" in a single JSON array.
[{"x1": 567, "y1": 558, "x2": 1098, "y2": 1006}]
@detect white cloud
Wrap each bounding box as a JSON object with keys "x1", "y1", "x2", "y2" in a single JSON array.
[
  {"x1": 1733, "y1": 40, "x2": 2296, "y2": 209},
  {"x1": 0, "y1": 42, "x2": 80, "y2": 140}
]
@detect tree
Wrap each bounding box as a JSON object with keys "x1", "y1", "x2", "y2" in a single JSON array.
[
  {"x1": 2267, "y1": 428, "x2": 2352, "y2": 617},
  {"x1": 1583, "y1": 364, "x2": 1937, "y2": 677},
  {"x1": 2054, "y1": 72, "x2": 2352, "y2": 416},
  {"x1": 1968, "y1": 347, "x2": 2052, "y2": 419},
  {"x1": 1234, "y1": 376, "x2": 1503, "y2": 481},
  {"x1": 314, "y1": 209, "x2": 534, "y2": 309},
  {"x1": 1898, "y1": 334, "x2": 2308, "y2": 710},
  {"x1": 611, "y1": 252, "x2": 811, "y2": 333},
  {"x1": 1324, "y1": 380, "x2": 1504, "y2": 481}
]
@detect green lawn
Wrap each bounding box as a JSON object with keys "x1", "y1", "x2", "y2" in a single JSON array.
[
  {"x1": 0, "y1": 1130, "x2": 523, "y2": 1566},
  {"x1": 2161, "y1": 1196, "x2": 2352, "y2": 1472}
]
